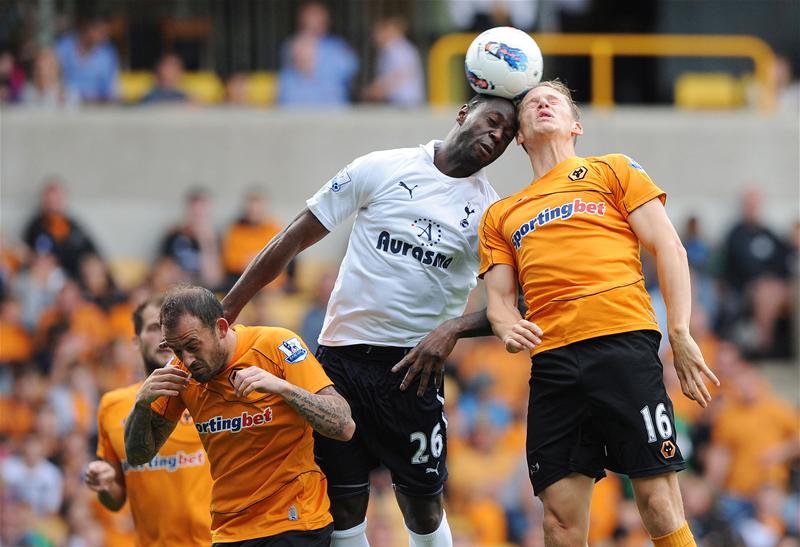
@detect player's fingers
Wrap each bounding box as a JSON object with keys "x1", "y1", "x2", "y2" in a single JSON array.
[
  {"x1": 391, "y1": 353, "x2": 415, "y2": 373},
  {"x1": 700, "y1": 363, "x2": 720, "y2": 387},
  {"x1": 399, "y1": 358, "x2": 423, "y2": 390},
  {"x1": 519, "y1": 320, "x2": 543, "y2": 337},
  {"x1": 511, "y1": 332, "x2": 536, "y2": 350},
  {"x1": 686, "y1": 377, "x2": 706, "y2": 408},
  {"x1": 234, "y1": 376, "x2": 253, "y2": 397},
  {"x1": 693, "y1": 368, "x2": 712, "y2": 405},
  {"x1": 416, "y1": 361, "x2": 433, "y2": 397},
  {"x1": 512, "y1": 324, "x2": 541, "y2": 346},
  {"x1": 505, "y1": 338, "x2": 524, "y2": 353},
  {"x1": 434, "y1": 366, "x2": 444, "y2": 391},
  {"x1": 151, "y1": 388, "x2": 181, "y2": 398}
]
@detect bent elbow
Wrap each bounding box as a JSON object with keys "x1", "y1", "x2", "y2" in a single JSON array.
[{"x1": 339, "y1": 419, "x2": 356, "y2": 442}]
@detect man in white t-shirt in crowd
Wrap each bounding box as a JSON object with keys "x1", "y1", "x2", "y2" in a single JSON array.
[{"x1": 222, "y1": 94, "x2": 518, "y2": 547}]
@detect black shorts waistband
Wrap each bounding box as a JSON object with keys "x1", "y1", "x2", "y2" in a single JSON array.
[{"x1": 320, "y1": 344, "x2": 413, "y2": 362}]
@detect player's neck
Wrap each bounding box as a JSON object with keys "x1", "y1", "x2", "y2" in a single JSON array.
[
  {"x1": 223, "y1": 328, "x2": 238, "y2": 365},
  {"x1": 528, "y1": 139, "x2": 576, "y2": 180}
]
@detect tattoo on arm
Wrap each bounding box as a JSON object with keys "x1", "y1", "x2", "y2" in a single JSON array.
[
  {"x1": 281, "y1": 385, "x2": 352, "y2": 440},
  {"x1": 123, "y1": 403, "x2": 178, "y2": 466}
]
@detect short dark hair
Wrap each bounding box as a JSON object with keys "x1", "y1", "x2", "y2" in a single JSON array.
[
  {"x1": 465, "y1": 94, "x2": 520, "y2": 134},
  {"x1": 132, "y1": 295, "x2": 165, "y2": 336},
  {"x1": 160, "y1": 285, "x2": 223, "y2": 332}
]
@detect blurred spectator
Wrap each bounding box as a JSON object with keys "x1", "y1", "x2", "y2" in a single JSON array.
[
  {"x1": 225, "y1": 72, "x2": 248, "y2": 105},
  {"x1": 55, "y1": 13, "x2": 119, "y2": 102},
  {"x1": 362, "y1": 17, "x2": 424, "y2": 107},
  {"x1": 0, "y1": 49, "x2": 26, "y2": 103},
  {"x1": 159, "y1": 188, "x2": 223, "y2": 289},
  {"x1": 21, "y1": 48, "x2": 81, "y2": 109},
  {"x1": 682, "y1": 474, "x2": 744, "y2": 547},
  {"x1": 277, "y1": 1, "x2": 359, "y2": 107},
  {"x1": 23, "y1": 178, "x2": 101, "y2": 279},
  {"x1": 721, "y1": 188, "x2": 792, "y2": 356},
  {"x1": 707, "y1": 350, "x2": 800, "y2": 500},
  {"x1": 35, "y1": 280, "x2": 111, "y2": 365},
  {"x1": 2, "y1": 434, "x2": 64, "y2": 515},
  {"x1": 299, "y1": 270, "x2": 336, "y2": 354},
  {"x1": 138, "y1": 53, "x2": 188, "y2": 105},
  {"x1": 683, "y1": 215, "x2": 712, "y2": 273},
  {"x1": 448, "y1": 0, "x2": 539, "y2": 31},
  {"x1": 76, "y1": 253, "x2": 123, "y2": 311},
  {"x1": 13, "y1": 252, "x2": 66, "y2": 330},
  {"x1": 774, "y1": 54, "x2": 800, "y2": 115},
  {"x1": 221, "y1": 190, "x2": 283, "y2": 288},
  {"x1": 0, "y1": 295, "x2": 34, "y2": 365}
]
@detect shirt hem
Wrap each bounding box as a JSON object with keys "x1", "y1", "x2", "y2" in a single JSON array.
[
  {"x1": 530, "y1": 323, "x2": 661, "y2": 357},
  {"x1": 210, "y1": 515, "x2": 333, "y2": 544},
  {"x1": 318, "y1": 337, "x2": 419, "y2": 348}
]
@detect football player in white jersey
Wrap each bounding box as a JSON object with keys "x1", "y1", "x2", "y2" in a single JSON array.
[{"x1": 222, "y1": 94, "x2": 518, "y2": 547}]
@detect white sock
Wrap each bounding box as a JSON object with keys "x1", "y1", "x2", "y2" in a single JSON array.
[
  {"x1": 331, "y1": 519, "x2": 370, "y2": 547},
  {"x1": 407, "y1": 510, "x2": 452, "y2": 547}
]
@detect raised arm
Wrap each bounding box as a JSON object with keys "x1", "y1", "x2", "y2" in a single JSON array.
[
  {"x1": 222, "y1": 209, "x2": 329, "y2": 323},
  {"x1": 231, "y1": 367, "x2": 354, "y2": 441},
  {"x1": 628, "y1": 198, "x2": 719, "y2": 407},
  {"x1": 485, "y1": 264, "x2": 542, "y2": 353},
  {"x1": 123, "y1": 368, "x2": 185, "y2": 465}
]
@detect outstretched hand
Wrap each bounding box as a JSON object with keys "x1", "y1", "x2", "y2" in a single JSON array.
[
  {"x1": 392, "y1": 323, "x2": 458, "y2": 397},
  {"x1": 670, "y1": 331, "x2": 720, "y2": 408}
]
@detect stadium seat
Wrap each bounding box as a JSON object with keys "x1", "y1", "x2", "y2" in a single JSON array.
[
  {"x1": 108, "y1": 257, "x2": 150, "y2": 290},
  {"x1": 118, "y1": 71, "x2": 156, "y2": 104},
  {"x1": 245, "y1": 71, "x2": 278, "y2": 106},
  {"x1": 675, "y1": 72, "x2": 746, "y2": 109},
  {"x1": 180, "y1": 71, "x2": 225, "y2": 104}
]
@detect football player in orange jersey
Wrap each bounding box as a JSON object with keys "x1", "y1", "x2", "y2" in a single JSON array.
[
  {"x1": 124, "y1": 285, "x2": 354, "y2": 546},
  {"x1": 84, "y1": 295, "x2": 213, "y2": 546},
  {"x1": 480, "y1": 81, "x2": 720, "y2": 547}
]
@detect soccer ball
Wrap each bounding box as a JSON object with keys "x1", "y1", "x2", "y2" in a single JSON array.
[{"x1": 464, "y1": 26, "x2": 543, "y2": 100}]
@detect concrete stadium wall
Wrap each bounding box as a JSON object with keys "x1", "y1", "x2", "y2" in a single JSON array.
[{"x1": 2, "y1": 107, "x2": 798, "y2": 263}]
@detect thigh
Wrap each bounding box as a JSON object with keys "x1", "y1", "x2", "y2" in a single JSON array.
[
  {"x1": 375, "y1": 372, "x2": 448, "y2": 497},
  {"x1": 527, "y1": 346, "x2": 605, "y2": 496},
  {"x1": 313, "y1": 347, "x2": 379, "y2": 499},
  {"x1": 582, "y1": 330, "x2": 687, "y2": 478}
]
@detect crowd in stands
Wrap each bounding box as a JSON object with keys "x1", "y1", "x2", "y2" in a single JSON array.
[
  {"x1": 0, "y1": 3, "x2": 427, "y2": 110},
  {"x1": 0, "y1": 174, "x2": 797, "y2": 546}
]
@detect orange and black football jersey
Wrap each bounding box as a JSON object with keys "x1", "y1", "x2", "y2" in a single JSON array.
[
  {"x1": 151, "y1": 325, "x2": 334, "y2": 543},
  {"x1": 97, "y1": 384, "x2": 212, "y2": 546},
  {"x1": 480, "y1": 154, "x2": 665, "y2": 355}
]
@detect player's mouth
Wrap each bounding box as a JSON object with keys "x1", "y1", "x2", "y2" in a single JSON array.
[
  {"x1": 477, "y1": 140, "x2": 493, "y2": 156},
  {"x1": 537, "y1": 110, "x2": 554, "y2": 119}
]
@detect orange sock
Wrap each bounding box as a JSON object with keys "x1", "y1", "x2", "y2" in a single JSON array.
[{"x1": 652, "y1": 522, "x2": 695, "y2": 547}]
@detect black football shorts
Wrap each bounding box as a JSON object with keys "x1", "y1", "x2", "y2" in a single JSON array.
[
  {"x1": 526, "y1": 330, "x2": 686, "y2": 495},
  {"x1": 313, "y1": 344, "x2": 448, "y2": 499},
  {"x1": 212, "y1": 524, "x2": 333, "y2": 547}
]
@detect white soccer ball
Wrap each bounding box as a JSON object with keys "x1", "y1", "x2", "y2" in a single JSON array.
[{"x1": 464, "y1": 26, "x2": 543, "y2": 100}]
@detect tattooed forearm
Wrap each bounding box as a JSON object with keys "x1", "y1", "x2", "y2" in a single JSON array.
[
  {"x1": 124, "y1": 403, "x2": 178, "y2": 466},
  {"x1": 281, "y1": 386, "x2": 354, "y2": 441}
]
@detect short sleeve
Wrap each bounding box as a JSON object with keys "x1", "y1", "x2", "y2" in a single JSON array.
[
  {"x1": 479, "y1": 203, "x2": 516, "y2": 278},
  {"x1": 150, "y1": 393, "x2": 187, "y2": 423},
  {"x1": 305, "y1": 152, "x2": 381, "y2": 230},
  {"x1": 264, "y1": 330, "x2": 333, "y2": 395},
  {"x1": 96, "y1": 396, "x2": 118, "y2": 463},
  {"x1": 603, "y1": 155, "x2": 666, "y2": 218}
]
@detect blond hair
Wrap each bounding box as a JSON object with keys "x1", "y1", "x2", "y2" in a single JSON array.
[{"x1": 522, "y1": 79, "x2": 581, "y2": 121}]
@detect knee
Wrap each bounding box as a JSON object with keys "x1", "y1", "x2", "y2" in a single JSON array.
[
  {"x1": 397, "y1": 495, "x2": 443, "y2": 534},
  {"x1": 542, "y1": 509, "x2": 584, "y2": 545},
  {"x1": 641, "y1": 491, "x2": 684, "y2": 525},
  {"x1": 330, "y1": 494, "x2": 369, "y2": 530}
]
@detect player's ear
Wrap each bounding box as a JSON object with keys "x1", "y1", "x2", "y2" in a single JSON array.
[
  {"x1": 216, "y1": 317, "x2": 229, "y2": 338},
  {"x1": 131, "y1": 335, "x2": 142, "y2": 352},
  {"x1": 571, "y1": 121, "x2": 583, "y2": 137},
  {"x1": 456, "y1": 104, "x2": 469, "y2": 126}
]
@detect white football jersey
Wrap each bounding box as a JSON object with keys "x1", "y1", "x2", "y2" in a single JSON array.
[{"x1": 306, "y1": 140, "x2": 500, "y2": 347}]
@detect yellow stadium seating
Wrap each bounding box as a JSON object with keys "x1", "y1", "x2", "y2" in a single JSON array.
[
  {"x1": 675, "y1": 72, "x2": 746, "y2": 109},
  {"x1": 245, "y1": 71, "x2": 277, "y2": 106},
  {"x1": 118, "y1": 71, "x2": 156, "y2": 104},
  {"x1": 180, "y1": 71, "x2": 225, "y2": 104}
]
